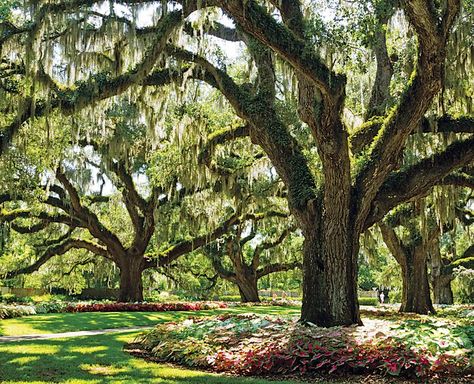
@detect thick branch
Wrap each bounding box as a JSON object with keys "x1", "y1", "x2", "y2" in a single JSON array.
[
  {"x1": 351, "y1": 115, "x2": 474, "y2": 155},
  {"x1": 218, "y1": 0, "x2": 345, "y2": 102},
  {"x1": 366, "y1": 137, "x2": 474, "y2": 229},
  {"x1": 378, "y1": 222, "x2": 407, "y2": 266},
  {"x1": 354, "y1": 0, "x2": 461, "y2": 230},
  {"x1": 184, "y1": 21, "x2": 240, "y2": 42},
  {"x1": 198, "y1": 124, "x2": 251, "y2": 167},
  {"x1": 256, "y1": 261, "x2": 301, "y2": 279},
  {"x1": 6, "y1": 238, "x2": 108, "y2": 278}
]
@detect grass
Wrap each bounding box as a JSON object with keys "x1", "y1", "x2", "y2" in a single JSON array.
[
  {"x1": 0, "y1": 306, "x2": 300, "y2": 336},
  {"x1": 0, "y1": 331, "x2": 304, "y2": 383},
  {"x1": 0, "y1": 306, "x2": 303, "y2": 383}
]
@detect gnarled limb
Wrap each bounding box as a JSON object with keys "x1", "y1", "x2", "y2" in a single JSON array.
[
  {"x1": 6, "y1": 238, "x2": 108, "y2": 278},
  {"x1": 365, "y1": 137, "x2": 474, "y2": 230},
  {"x1": 351, "y1": 115, "x2": 474, "y2": 154},
  {"x1": 355, "y1": 0, "x2": 461, "y2": 232},
  {"x1": 257, "y1": 261, "x2": 301, "y2": 279}
]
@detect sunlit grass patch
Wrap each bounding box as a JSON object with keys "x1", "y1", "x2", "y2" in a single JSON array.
[
  {"x1": 7, "y1": 356, "x2": 40, "y2": 365},
  {"x1": 0, "y1": 343, "x2": 59, "y2": 355},
  {"x1": 69, "y1": 345, "x2": 108, "y2": 354},
  {"x1": 0, "y1": 306, "x2": 301, "y2": 336},
  {"x1": 79, "y1": 363, "x2": 128, "y2": 376}
]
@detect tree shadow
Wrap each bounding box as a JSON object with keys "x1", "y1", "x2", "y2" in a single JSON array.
[
  {"x1": 0, "y1": 331, "x2": 299, "y2": 383},
  {"x1": 0, "y1": 306, "x2": 301, "y2": 336}
]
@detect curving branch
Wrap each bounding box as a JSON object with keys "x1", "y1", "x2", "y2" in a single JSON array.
[
  {"x1": 378, "y1": 222, "x2": 408, "y2": 266},
  {"x1": 365, "y1": 137, "x2": 474, "y2": 229},
  {"x1": 198, "y1": 124, "x2": 251, "y2": 168},
  {"x1": 0, "y1": 3, "x2": 194, "y2": 156},
  {"x1": 252, "y1": 225, "x2": 296, "y2": 270},
  {"x1": 351, "y1": 115, "x2": 474, "y2": 155},
  {"x1": 0, "y1": 209, "x2": 82, "y2": 229},
  {"x1": 354, "y1": 0, "x2": 461, "y2": 231},
  {"x1": 6, "y1": 238, "x2": 108, "y2": 279},
  {"x1": 184, "y1": 21, "x2": 241, "y2": 42},
  {"x1": 216, "y1": 0, "x2": 345, "y2": 101},
  {"x1": 55, "y1": 168, "x2": 126, "y2": 255},
  {"x1": 257, "y1": 261, "x2": 301, "y2": 279},
  {"x1": 144, "y1": 209, "x2": 288, "y2": 269}
]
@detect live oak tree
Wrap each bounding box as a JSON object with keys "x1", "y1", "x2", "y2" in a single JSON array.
[
  {"x1": 379, "y1": 186, "x2": 474, "y2": 313},
  {"x1": 204, "y1": 210, "x2": 300, "y2": 303},
  {"x1": 429, "y1": 203, "x2": 474, "y2": 305},
  {"x1": 431, "y1": 242, "x2": 474, "y2": 305},
  {"x1": 0, "y1": 110, "x2": 263, "y2": 301},
  {"x1": 379, "y1": 203, "x2": 440, "y2": 314},
  {"x1": 1, "y1": 0, "x2": 474, "y2": 325}
]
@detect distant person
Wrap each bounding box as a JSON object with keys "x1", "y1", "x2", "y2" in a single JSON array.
[{"x1": 380, "y1": 292, "x2": 385, "y2": 304}]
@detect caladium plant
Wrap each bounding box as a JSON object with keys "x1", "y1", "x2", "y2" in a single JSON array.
[{"x1": 133, "y1": 313, "x2": 473, "y2": 378}]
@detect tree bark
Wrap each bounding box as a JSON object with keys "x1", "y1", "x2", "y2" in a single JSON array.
[
  {"x1": 432, "y1": 275, "x2": 454, "y2": 305},
  {"x1": 236, "y1": 273, "x2": 260, "y2": 302},
  {"x1": 399, "y1": 247, "x2": 435, "y2": 314},
  {"x1": 429, "y1": 239, "x2": 454, "y2": 305},
  {"x1": 301, "y1": 225, "x2": 361, "y2": 327},
  {"x1": 118, "y1": 256, "x2": 144, "y2": 302},
  {"x1": 379, "y1": 223, "x2": 435, "y2": 315}
]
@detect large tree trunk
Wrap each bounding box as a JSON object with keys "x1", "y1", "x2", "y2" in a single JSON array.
[
  {"x1": 399, "y1": 248, "x2": 435, "y2": 314},
  {"x1": 118, "y1": 257, "x2": 144, "y2": 302},
  {"x1": 301, "y1": 226, "x2": 361, "y2": 327},
  {"x1": 432, "y1": 275, "x2": 454, "y2": 305},
  {"x1": 429, "y1": 239, "x2": 454, "y2": 305},
  {"x1": 236, "y1": 274, "x2": 260, "y2": 303}
]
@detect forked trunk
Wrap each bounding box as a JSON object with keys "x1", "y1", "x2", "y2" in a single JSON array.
[
  {"x1": 236, "y1": 274, "x2": 260, "y2": 302},
  {"x1": 301, "y1": 228, "x2": 361, "y2": 327},
  {"x1": 432, "y1": 275, "x2": 454, "y2": 305},
  {"x1": 429, "y1": 242, "x2": 454, "y2": 305},
  {"x1": 399, "y1": 248, "x2": 435, "y2": 314},
  {"x1": 118, "y1": 257, "x2": 144, "y2": 302}
]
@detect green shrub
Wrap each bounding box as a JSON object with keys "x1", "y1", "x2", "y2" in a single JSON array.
[
  {"x1": 34, "y1": 301, "x2": 68, "y2": 314},
  {"x1": 144, "y1": 292, "x2": 181, "y2": 302},
  {"x1": 219, "y1": 295, "x2": 241, "y2": 302},
  {"x1": 0, "y1": 293, "x2": 17, "y2": 304},
  {"x1": 358, "y1": 297, "x2": 379, "y2": 306},
  {"x1": 0, "y1": 293, "x2": 34, "y2": 304}
]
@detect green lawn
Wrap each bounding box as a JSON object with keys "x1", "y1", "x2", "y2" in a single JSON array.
[
  {"x1": 0, "y1": 307, "x2": 303, "y2": 383},
  {"x1": 0, "y1": 331, "x2": 303, "y2": 383},
  {"x1": 0, "y1": 306, "x2": 300, "y2": 336}
]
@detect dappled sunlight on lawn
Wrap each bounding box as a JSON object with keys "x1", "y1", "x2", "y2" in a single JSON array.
[
  {"x1": 68, "y1": 346, "x2": 108, "y2": 354},
  {"x1": 0, "y1": 330, "x2": 300, "y2": 384},
  {"x1": 0, "y1": 306, "x2": 301, "y2": 336}
]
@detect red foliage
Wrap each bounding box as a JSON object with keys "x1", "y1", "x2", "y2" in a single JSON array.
[{"x1": 211, "y1": 339, "x2": 435, "y2": 377}]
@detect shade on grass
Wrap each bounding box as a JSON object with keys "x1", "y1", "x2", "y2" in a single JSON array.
[
  {"x1": 0, "y1": 306, "x2": 300, "y2": 336},
  {"x1": 0, "y1": 331, "x2": 304, "y2": 384}
]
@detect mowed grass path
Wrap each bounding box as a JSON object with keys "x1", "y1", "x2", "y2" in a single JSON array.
[
  {"x1": 0, "y1": 306, "x2": 302, "y2": 384},
  {"x1": 0, "y1": 306, "x2": 300, "y2": 336}
]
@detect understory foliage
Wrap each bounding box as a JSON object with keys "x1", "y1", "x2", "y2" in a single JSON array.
[
  {"x1": 135, "y1": 313, "x2": 473, "y2": 378},
  {"x1": 0, "y1": 304, "x2": 36, "y2": 319}
]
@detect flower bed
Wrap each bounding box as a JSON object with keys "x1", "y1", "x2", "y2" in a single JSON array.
[
  {"x1": 0, "y1": 304, "x2": 37, "y2": 319},
  {"x1": 65, "y1": 301, "x2": 227, "y2": 313},
  {"x1": 132, "y1": 314, "x2": 473, "y2": 378}
]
